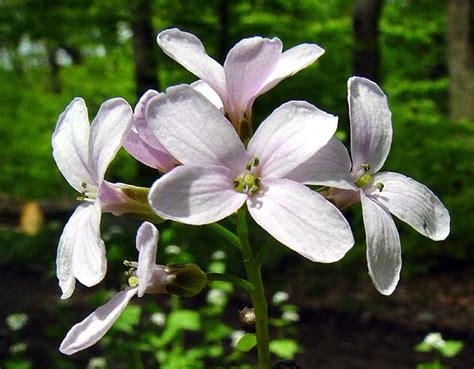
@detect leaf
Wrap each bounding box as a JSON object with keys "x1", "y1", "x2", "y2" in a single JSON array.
[
  {"x1": 415, "y1": 341, "x2": 433, "y2": 353},
  {"x1": 167, "y1": 310, "x2": 201, "y2": 331},
  {"x1": 236, "y1": 333, "x2": 257, "y2": 352},
  {"x1": 270, "y1": 339, "x2": 299, "y2": 359},
  {"x1": 439, "y1": 340, "x2": 464, "y2": 358},
  {"x1": 113, "y1": 305, "x2": 141, "y2": 334},
  {"x1": 158, "y1": 310, "x2": 201, "y2": 347}
]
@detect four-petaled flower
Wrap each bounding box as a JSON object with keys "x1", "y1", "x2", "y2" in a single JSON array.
[
  {"x1": 60, "y1": 222, "x2": 167, "y2": 355},
  {"x1": 146, "y1": 85, "x2": 354, "y2": 263},
  {"x1": 157, "y1": 28, "x2": 325, "y2": 133},
  {"x1": 52, "y1": 97, "x2": 133, "y2": 299},
  {"x1": 288, "y1": 77, "x2": 450, "y2": 295}
]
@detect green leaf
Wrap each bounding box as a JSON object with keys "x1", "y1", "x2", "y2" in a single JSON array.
[
  {"x1": 113, "y1": 305, "x2": 141, "y2": 334},
  {"x1": 439, "y1": 340, "x2": 464, "y2": 358},
  {"x1": 416, "y1": 361, "x2": 444, "y2": 369},
  {"x1": 270, "y1": 339, "x2": 299, "y2": 359},
  {"x1": 415, "y1": 341, "x2": 433, "y2": 353},
  {"x1": 236, "y1": 333, "x2": 257, "y2": 352},
  {"x1": 167, "y1": 310, "x2": 201, "y2": 331}
]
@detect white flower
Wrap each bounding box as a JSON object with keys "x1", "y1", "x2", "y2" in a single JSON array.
[{"x1": 288, "y1": 77, "x2": 450, "y2": 295}]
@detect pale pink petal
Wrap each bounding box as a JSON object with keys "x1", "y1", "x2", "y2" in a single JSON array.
[
  {"x1": 248, "y1": 101, "x2": 338, "y2": 178},
  {"x1": 123, "y1": 129, "x2": 176, "y2": 172},
  {"x1": 60, "y1": 287, "x2": 138, "y2": 355},
  {"x1": 134, "y1": 90, "x2": 160, "y2": 123},
  {"x1": 52, "y1": 98, "x2": 95, "y2": 192},
  {"x1": 133, "y1": 90, "x2": 170, "y2": 153},
  {"x1": 191, "y1": 80, "x2": 224, "y2": 111},
  {"x1": 224, "y1": 37, "x2": 282, "y2": 118},
  {"x1": 89, "y1": 98, "x2": 133, "y2": 182},
  {"x1": 259, "y1": 43, "x2": 325, "y2": 95},
  {"x1": 157, "y1": 28, "x2": 226, "y2": 98},
  {"x1": 360, "y1": 192, "x2": 401, "y2": 295},
  {"x1": 149, "y1": 165, "x2": 246, "y2": 225},
  {"x1": 247, "y1": 178, "x2": 354, "y2": 262},
  {"x1": 368, "y1": 172, "x2": 450, "y2": 241},
  {"x1": 286, "y1": 137, "x2": 356, "y2": 190},
  {"x1": 147, "y1": 85, "x2": 249, "y2": 173},
  {"x1": 56, "y1": 203, "x2": 105, "y2": 299},
  {"x1": 97, "y1": 181, "x2": 129, "y2": 215},
  {"x1": 136, "y1": 222, "x2": 160, "y2": 297},
  {"x1": 124, "y1": 90, "x2": 176, "y2": 172},
  {"x1": 70, "y1": 202, "x2": 106, "y2": 288},
  {"x1": 349, "y1": 77, "x2": 392, "y2": 178}
]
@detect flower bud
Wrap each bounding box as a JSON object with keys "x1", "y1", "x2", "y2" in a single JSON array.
[
  {"x1": 164, "y1": 263, "x2": 208, "y2": 297},
  {"x1": 239, "y1": 306, "x2": 256, "y2": 333}
]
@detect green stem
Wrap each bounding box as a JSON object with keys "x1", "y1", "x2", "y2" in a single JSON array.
[
  {"x1": 207, "y1": 272, "x2": 255, "y2": 293},
  {"x1": 207, "y1": 222, "x2": 241, "y2": 250},
  {"x1": 255, "y1": 237, "x2": 276, "y2": 267},
  {"x1": 237, "y1": 208, "x2": 271, "y2": 369}
]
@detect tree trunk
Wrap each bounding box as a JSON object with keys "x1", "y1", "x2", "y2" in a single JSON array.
[
  {"x1": 353, "y1": 0, "x2": 383, "y2": 82},
  {"x1": 447, "y1": 0, "x2": 474, "y2": 121},
  {"x1": 131, "y1": 0, "x2": 159, "y2": 99},
  {"x1": 218, "y1": 0, "x2": 230, "y2": 63},
  {"x1": 46, "y1": 45, "x2": 62, "y2": 93}
]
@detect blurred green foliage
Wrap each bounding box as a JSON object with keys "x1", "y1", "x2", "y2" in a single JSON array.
[{"x1": 0, "y1": 0, "x2": 473, "y2": 367}]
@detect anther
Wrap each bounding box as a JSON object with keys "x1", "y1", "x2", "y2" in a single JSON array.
[
  {"x1": 128, "y1": 276, "x2": 139, "y2": 287},
  {"x1": 249, "y1": 185, "x2": 259, "y2": 195},
  {"x1": 361, "y1": 163, "x2": 371, "y2": 172},
  {"x1": 375, "y1": 182, "x2": 384, "y2": 192}
]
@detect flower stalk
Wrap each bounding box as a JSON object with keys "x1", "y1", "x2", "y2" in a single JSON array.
[{"x1": 237, "y1": 207, "x2": 271, "y2": 369}]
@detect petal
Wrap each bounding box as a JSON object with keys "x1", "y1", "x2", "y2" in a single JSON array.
[
  {"x1": 361, "y1": 192, "x2": 401, "y2": 295},
  {"x1": 56, "y1": 203, "x2": 106, "y2": 299},
  {"x1": 224, "y1": 37, "x2": 282, "y2": 116},
  {"x1": 52, "y1": 98, "x2": 95, "y2": 192},
  {"x1": 157, "y1": 28, "x2": 226, "y2": 98},
  {"x1": 260, "y1": 43, "x2": 325, "y2": 95},
  {"x1": 123, "y1": 129, "x2": 176, "y2": 172},
  {"x1": 191, "y1": 80, "x2": 224, "y2": 111},
  {"x1": 133, "y1": 90, "x2": 169, "y2": 151},
  {"x1": 248, "y1": 101, "x2": 338, "y2": 178},
  {"x1": 136, "y1": 222, "x2": 159, "y2": 297},
  {"x1": 71, "y1": 202, "x2": 106, "y2": 288},
  {"x1": 348, "y1": 77, "x2": 392, "y2": 177},
  {"x1": 60, "y1": 287, "x2": 138, "y2": 355},
  {"x1": 89, "y1": 98, "x2": 133, "y2": 182},
  {"x1": 368, "y1": 172, "x2": 450, "y2": 241},
  {"x1": 147, "y1": 85, "x2": 250, "y2": 173},
  {"x1": 247, "y1": 178, "x2": 354, "y2": 262},
  {"x1": 286, "y1": 137, "x2": 356, "y2": 190},
  {"x1": 148, "y1": 165, "x2": 246, "y2": 225}
]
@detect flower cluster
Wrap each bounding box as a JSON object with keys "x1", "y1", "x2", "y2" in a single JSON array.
[{"x1": 54, "y1": 28, "x2": 450, "y2": 354}]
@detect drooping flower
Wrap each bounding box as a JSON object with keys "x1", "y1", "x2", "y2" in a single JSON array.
[
  {"x1": 157, "y1": 28, "x2": 325, "y2": 135},
  {"x1": 60, "y1": 222, "x2": 167, "y2": 355},
  {"x1": 287, "y1": 77, "x2": 450, "y2": 295},
  {"x1": 52, "y1": 98, "x2": 133, "y2": 299},
  {"x1": 123, "y1": 90, "x2": 177, "y2": 173},
  {"x1": 146, "y1": 85, "x2": 354, "y2": 263}
]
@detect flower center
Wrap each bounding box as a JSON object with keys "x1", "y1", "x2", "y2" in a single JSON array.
[
  {"x1": 234, "y1": 157, "x2": 261, "y2": 196},
  {"x1": 124, "y1": 260, "x2": 140, "y2": 287},
  {"x1": 354, "y1": 163, "x2": 384, "y2": 192},
  {"x1": 77, "y1": 181, "x2": 97, "y2": 202},
  {"x1": 354, "y1": 173, "x2": 373, "y2": 188}
]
